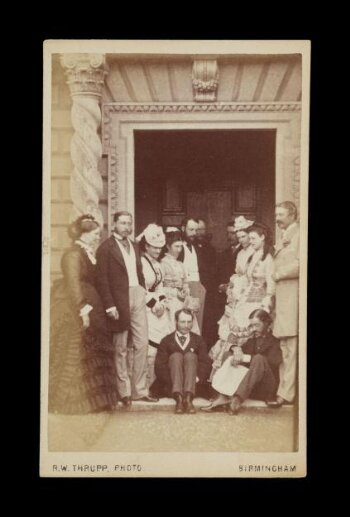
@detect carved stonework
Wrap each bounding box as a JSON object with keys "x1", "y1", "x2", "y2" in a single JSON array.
[
  {"x1": 102, "y1": 102, "x2": 302, "y2": 153},
  {"x1": 293, "y1": 148, "x2": 301, "y2": 209},
  {"x1": 61, "y1": 54, "x2": 109, "y2": 225},
  {"x1": 60, "y1": 53, "x2": 107, "y2": 97},
  {"x1": 109, "y1": 145, "x2": 119, "y2": 226},
  {"x1": 101, "y1": 101, "x2": 302, "y2": 234},
  {"x1": 104, "y1": 101, "x2": 300, "y2": 114},
  {"x1": 192, "y1": 60, "x2": 219, "y2": 102}
]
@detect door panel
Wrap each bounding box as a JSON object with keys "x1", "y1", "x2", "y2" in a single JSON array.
[{"x1": 206, "y1": 190, "x2": 232, "y2": 251}]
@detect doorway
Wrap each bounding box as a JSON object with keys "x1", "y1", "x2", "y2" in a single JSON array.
[{"x1": 135, "y1": 129, "x2": 275, "y2": 251}]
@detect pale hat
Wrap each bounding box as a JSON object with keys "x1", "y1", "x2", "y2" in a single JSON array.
[
  {"x1": 137, "y1": 223, "x2": 166, "y2": 247},
  {"x1": 233, "y1": 215, "x2": 255, "y2": 232}
]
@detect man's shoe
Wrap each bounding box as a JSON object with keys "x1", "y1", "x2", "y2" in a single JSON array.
[
  {"x1": 227, "y1": 396, "x2": 241, "y2": 415},
  {"x1": 174, "y1": 393, "x2": 184, "y2": 414},
  {"x1": 135, "y1": 396, "x2": 159, "y2": 403},
  {"x1": 121, "y1": 396, "x2": 132, "y2": 410},
  {"x1": 266, "y1": 396, "x2": 286, "y2": 408},
  {"x1": 184, "y1": 392, "x2": 196, "y2": 414},
  {"x1": 200, "y1": 404, "x2": 215, "y2": 412}
]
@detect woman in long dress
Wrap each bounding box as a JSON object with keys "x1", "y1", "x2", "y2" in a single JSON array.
[
  {"x1": 49, "y1": 215, "x2": 119, "y2": 414},
  {"x1": 161, "y1": 228, "x2": 200, "y2": 334},
  {"x1": 209, "y1": 223, "x2": 275, "y2": 391},
  {"x1": 216, "y1": 217, "x2": 255, "y2": 348},
  {"x1": 138, "y1": 224, "x2": 171, "y2": 389}
]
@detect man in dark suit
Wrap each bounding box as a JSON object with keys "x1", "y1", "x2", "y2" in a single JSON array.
[
  {"x1": 216, "y1": 220, "x2": 242, "y2": 318},
  {"x1": 227, "y1": 309, "x2": 282, "y2": 415},
  {"x1": 154, "y1": 309, "x2": 212, "y2": 414},
  {"x1": 196, "y1": 218, "x2": 219, "y2": 349},
  {"x1": 95, "y1": 211, "x2": 158, "y2": 409}
]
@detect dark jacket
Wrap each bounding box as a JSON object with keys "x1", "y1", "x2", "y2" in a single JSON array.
[
  {"x1": 51, "y1": 244, "x2": 110, "y2": 335},
  {"x1": 241, "y1": 332, "x2": 282, "y2": 380},
  {"x1": 95, "y1": 236, "x2": 145, "y2": 332},
  {"x1": 196, "y1": 241, "x2": 217, "y2": 292},
  {"x1": 152, "y1": 331, "x2": 212, "y2": 397},
  {"x1": 217, "y1": 244, "x2": 242, "y2": 285}
]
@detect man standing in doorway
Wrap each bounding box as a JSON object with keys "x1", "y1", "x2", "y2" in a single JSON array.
[
  {"x1": 178, "y1": 217, "x2": 206, "y2": 334},
  {"x1": 95, "y1": 211, "x2": 158, "y2": 409},
  {"x1": 196, "y1": 218, "x2": 218, "y2": 348},
  {"x1": 269, "y1": 201, "x2": 300, "y2": 407}
]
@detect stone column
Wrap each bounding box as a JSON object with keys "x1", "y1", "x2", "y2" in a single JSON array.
[{"x1": 60, "y1": 53, "x2": 108, "y2": 226}]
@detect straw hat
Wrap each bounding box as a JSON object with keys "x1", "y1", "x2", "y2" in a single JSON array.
[{"x1": 137, "y1": 223, "x2": 166, "y2": 247}]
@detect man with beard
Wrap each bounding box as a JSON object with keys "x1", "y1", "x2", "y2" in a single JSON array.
[
  {"x1": 178, "y1": 217, "x2": 206, "y2": 334},
  {"x1": 95, "y1": 211, "x2": 158, "y2": 410},
  {"x1": 268, "y1": 201, "x2": 300, "y2": 408}
]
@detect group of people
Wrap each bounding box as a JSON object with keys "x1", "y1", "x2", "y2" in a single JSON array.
[{"x1": 49, "y1": 201, "x2": 299, "y2": 416}]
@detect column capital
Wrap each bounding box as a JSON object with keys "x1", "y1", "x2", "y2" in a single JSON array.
[{"x1": 60, "y1": 53, "x2": 108, "y2": 97}]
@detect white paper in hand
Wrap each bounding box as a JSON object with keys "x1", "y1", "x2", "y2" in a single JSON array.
[{"x1": 212, "y1": 356, "x2": 249, "y2": 396}]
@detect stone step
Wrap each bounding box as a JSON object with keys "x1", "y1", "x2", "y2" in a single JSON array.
[{"x1": 119, "y1": 397, "x2": 294, "y2": 411}]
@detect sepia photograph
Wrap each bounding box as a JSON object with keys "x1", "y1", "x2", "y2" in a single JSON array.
[{"x1": 41, "y1": 40, "x2": 310, "y2": 477}]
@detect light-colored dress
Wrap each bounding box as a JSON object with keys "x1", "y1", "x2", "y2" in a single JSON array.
[
  {"x1": 141, "y1": 254, "x2": 171, "y2": 388},
  {"x1": 141, "y1": 254, "x2": 171, "y2": 345},
  {"x1": 210, "y1": 249, "x2": 275, "y2": 380},
  {"x1": 225, "y1": 245, "x2": 255, "y2": 308},
  {"x1": 161, "y1": 253, "x2": 200, "y2": 334}
]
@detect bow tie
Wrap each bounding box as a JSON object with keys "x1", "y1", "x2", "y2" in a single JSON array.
[
  {"x1": 120, "y1": 238, "x2": 130, "y2": 252},
  {"x1": 178, "y1": 335, "x2": 187, "y2": 345}
]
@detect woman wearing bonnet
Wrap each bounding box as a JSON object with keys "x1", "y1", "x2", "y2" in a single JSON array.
[
  {"x1": 49, "y1": 215, "x2": 118, "y2": 414},
  {"x1": 161, "y1": 227, "x2": 200, "y2": 335},
  {"x1": 137, "y1": 224, "x2": 171, "y2": 388}
]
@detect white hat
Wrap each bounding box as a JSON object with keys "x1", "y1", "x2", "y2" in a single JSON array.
[
  {"x1": 137, "y1": 223, "x2": 166, "y2": 247},
  {"x1": 233, "y1": 216, "x2": 255, "y2": 232}
]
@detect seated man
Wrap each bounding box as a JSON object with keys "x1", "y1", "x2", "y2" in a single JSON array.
[
  {"x1": 153, "y1": 309, "x2": 212, "y2": 414},
  {"x1": 202, "y1": 309, "x2": 282, "y2": 415}
]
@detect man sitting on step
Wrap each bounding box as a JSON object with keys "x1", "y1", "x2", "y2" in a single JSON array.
[{"x1": 153, "y1": 309, "x2": 212, "y2": 414}]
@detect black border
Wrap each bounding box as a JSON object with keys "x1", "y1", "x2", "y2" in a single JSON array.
[{"x1": 18, "y1": 24, "x2": 326, "y2": 498}]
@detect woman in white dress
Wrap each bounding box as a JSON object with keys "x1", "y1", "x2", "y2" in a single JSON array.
[
  {"x1": 210, "y1": 222, "x2": 275, "y2": 384},
  {"x1": 138, "y1": 224, "x2": 171, "y2": 389},
  {"x1": 161, "y1": 228, "x2": 200, "y2": 334},
  {"x1": 218, "y1": 217, "x2": 255, "y2": 342},
  {"x1": 210, "y1": 217, "x2": 254, "y2": 376}
]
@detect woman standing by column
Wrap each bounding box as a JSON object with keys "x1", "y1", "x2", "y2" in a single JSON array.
[{"x1": 49, "y1": 215, "x2": 119, "y2": 414}]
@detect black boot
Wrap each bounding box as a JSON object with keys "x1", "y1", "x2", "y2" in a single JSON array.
[
  {"x1": 174, "y1": 392, "x2": 184, "y2": 414},
  {"x1": 184, "y1": 392, "x2": 196, "y2": 414}
]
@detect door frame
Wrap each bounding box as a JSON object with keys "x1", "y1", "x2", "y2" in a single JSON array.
[{"x1": 102, "y1": 101, "x2": 302, "y2": 239}]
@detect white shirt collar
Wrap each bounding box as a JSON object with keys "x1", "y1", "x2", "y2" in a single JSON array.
[
  {"x1": 113, "y1": 231, "x2": 130, "y2": 241},
  {"x1": 175, "y1": 331, "x2": 190, "y2": 350},
  {"x1": 75, "y1": 240, "x2": 96, "y2": 264}
]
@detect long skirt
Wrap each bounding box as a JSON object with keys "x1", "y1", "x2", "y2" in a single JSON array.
[{"x1": 49, "y1": 299, "x2": 119, "y2": 415}]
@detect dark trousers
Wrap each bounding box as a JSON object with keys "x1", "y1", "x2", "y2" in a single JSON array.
[
  {"x1": 235, "y1": 354, "x2": 278, "y2": 402},
  {"x1": 169, "y1": 352, "x2": 198, "y2": 396}
]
